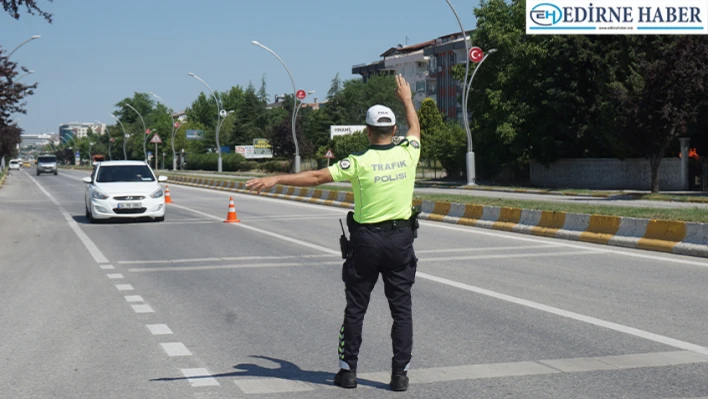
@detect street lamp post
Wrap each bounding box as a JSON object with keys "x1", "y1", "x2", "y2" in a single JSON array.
[
  {"x1": 89, "y1": 142, "x2": 94, "y2": 164},
  {"x1": 251, "y1": 40, "x2": 301, "y2": 173},
  {"x1": 294, "y1": 90, "x2": 315, "y2": 125},
  {"x1": 188, "y1": 73, "x2": 225, "y2": 172},
  {"x1": 110, "y1": 113, "x2": 129, "y2": 160},
  {"x1": 444, "y1": 0, "x2": 478, "y2": 185},
  {"x1": 149, "y1": 92, "x2": 178, "y2": 171},
  {"x1": 464, "y1": 48, "x2": 497, "y2": 115},
  {"x1": 95, "y1": 120, "x2": 112, "y2": 161},
  {"x1": 125, "y1": 103, "x2": 148, "y2": 162},
  {"x1": 8, "y1": 35, "x2": 41, "y2": 59}
]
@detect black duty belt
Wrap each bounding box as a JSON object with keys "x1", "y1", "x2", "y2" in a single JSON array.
[{"x1": 354, "y1": 218, "x2": 410, "y2": 231}]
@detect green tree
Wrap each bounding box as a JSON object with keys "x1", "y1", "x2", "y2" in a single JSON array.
[
  {"x1": 435, "y1": 122, "x2": 467, "y2": 179},
  {"x1": 258, "y1": 74, "x2": 269, "y2": 104},
  {"x1": 327, "y1": 73, "x2": 342, "y2": 99},
  {"x1": 607, "y1": 36, "x2": 708, "y2": 193},
  {"x1": 332, "y1": 131, "x2": 369, "y2": 161},
  {"x1": 417, "y1": 98, "x2": 444, "y2": 163},
  {"x1": 1, "y1": 0, "x2": 53, "y2": 22}
]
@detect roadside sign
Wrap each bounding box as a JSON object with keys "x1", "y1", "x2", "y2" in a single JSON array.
[
  {"x1": 174, "y1": 122, "x2": 181, "y2": 129},
  {"x1": 469, "y1": 47, "x2": 483, "y2": 62},
  {"x1": 296, "y1": 89, "x2": 306, "y2": 100},
  {"x1": 150, "y1": 134, "x2": 163, "y2": 144},
  {"x1": 110, "y1": 138, "x2": 114, "y2": 143},
  {"x1": 324, "y1": 149, "x2": 335, "y2": 159},
  {"x1": 146, "y1": 128, "x2": 151, "y2": 134}
]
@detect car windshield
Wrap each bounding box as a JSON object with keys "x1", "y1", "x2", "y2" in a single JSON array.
[
  {"x1": 38, "y1": 157, "x2": 56, "y2": 163},
  {"x1": 10, "y1": 161, "x2": 18, "y2": 164},
  {"x1": 96, "y1": 165, "x2": 155, "y2": 183}
]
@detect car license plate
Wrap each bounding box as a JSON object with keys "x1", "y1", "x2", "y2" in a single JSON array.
[{"x1": 117, "y1": 203, "x2": 141, "y2": 209}]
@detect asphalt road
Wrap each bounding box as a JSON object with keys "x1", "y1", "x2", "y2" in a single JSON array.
[
  {"x1": 165, "y1": 171, "x2": 708, "y2": 210},
  {"x1": 2, "y1": 168, "x2": 708, "y2": 398}
]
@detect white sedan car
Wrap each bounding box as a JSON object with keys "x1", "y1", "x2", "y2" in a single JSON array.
[
  {"x1": 9, "y1": 159, "x2": 21, "y2": 170},
  {"x1": 83, "y1": 161, "x2": 167, "y2": 223}
]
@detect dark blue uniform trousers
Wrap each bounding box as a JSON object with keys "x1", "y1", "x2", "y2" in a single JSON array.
[{"x1": 339, "y1": 223, "x2": 417, "y2": 372}]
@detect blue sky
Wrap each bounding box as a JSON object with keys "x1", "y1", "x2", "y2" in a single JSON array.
[{"x1": 1, "y1": 0, "x2": 478, "y2": 134}]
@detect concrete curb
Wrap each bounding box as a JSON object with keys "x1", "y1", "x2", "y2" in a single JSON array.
[
  {"x1": 0, "y1": 170, "x2": 7, "y2": 189},
  {"x1": 167, "y1": 175, "x2": 708, "y2": 259}
]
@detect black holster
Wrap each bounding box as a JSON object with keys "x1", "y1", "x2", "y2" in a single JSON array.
[{"x1": 410, "y1": 206, "x2": 421, "y2": 239}]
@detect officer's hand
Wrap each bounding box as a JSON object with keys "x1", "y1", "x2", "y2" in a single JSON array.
[
  {"x1": 395, "y1": 74, "x2": 412, "y2": 103},
  {"x1": 246, "y1": 176, "x2": 278, "y2": 193}
]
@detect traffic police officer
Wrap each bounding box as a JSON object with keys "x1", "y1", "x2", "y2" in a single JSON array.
[{"x1": 246, "y1": 74, "x2": 421, "y2": 392}]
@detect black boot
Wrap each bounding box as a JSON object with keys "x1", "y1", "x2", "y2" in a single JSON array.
[
  {"x1": 334, "y1": 369, "x2": 357, "y2": 389},
  {"x1": 390, "y1": 370, "x2": 409, "y2": 391}
]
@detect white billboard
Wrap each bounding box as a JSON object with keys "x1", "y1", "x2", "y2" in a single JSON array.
[
  {"x1": 526, "y1": 0, "x2": 708, "y2": 34},
  {"x1": 330, "y1": 125, "x2": 367, "y2": 140}
]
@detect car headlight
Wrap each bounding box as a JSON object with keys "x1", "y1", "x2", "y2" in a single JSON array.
[
  {"x1": 91, "y1": 190, "x2": 109, "y2": 200},
  {"x1": 150, "y1": 188, "x2": 164, "y2": 198}
]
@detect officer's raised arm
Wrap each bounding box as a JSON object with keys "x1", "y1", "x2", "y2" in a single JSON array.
[{"x1": 396, "y1": 74, "x2": 420, "y2": 140}]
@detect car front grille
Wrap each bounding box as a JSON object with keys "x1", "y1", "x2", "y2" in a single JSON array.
[
  {"x1": 113, "y1": 208, "x2": 147, "y2": 214},
  {"x1": 113, "y1": 196, "x2": 145, "y2": 201}
]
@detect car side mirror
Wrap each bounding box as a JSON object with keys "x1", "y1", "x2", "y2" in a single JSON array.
[
  {"x1": 158, "y1": 176, "x2": 168, "y2": 182},
  {"x1": 82, "y1": 177, "x2": 92, "y2": 184}
]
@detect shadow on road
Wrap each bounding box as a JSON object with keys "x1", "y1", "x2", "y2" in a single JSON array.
[
  {"x1": 71, "y1": 215, "x2": 160, "y2": 225},
  {"x1": 150, "y1": 355, "x2": 389, "y2": 390}
]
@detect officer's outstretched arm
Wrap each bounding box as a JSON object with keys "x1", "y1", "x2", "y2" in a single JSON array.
[{"x1": 245, "y1": 168, "x2": 334, "y2": 193}]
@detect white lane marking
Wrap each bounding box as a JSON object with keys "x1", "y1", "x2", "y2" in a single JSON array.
[
  {"x1": 423, "y1": 220, "x2": 708, "y2": 268},
  {"x1": 234, "y1": 378, "x2": 315, "y2": 394},
  {"x1": 146, "y1": 324, "x2": 173, "y2": 335},
  {"x1": 131, "y1": 304, "x2": 154, "y2": 313},
  {"x1": 106, "y1": 273, "x2": 124, "y2": 279},
  {"x1": 125, "y1": 252, "x2": 596, "y2": 273},
  {"x1": 352, "y1": 350, "x2": 708, "y2": 386},
  {"x1": 25, "y1": 171, "x2": 109, "y2": 263},
  {"x1": 128, "y1": 261, "x2": 342, "y2": 273},
  {"x1": 246, "y1": 215, "x2": 344, "y2": 222},
  {"x1": 170, "y1": 203, "x2": 340, "y2": 256},
  {"x1": 118, "y1": 254, "x2": 335, "y2": 265},
  {"x1": 417, "y1": 271, "x2": 708, "y2": 356},
  {"x1": 166, "y1": 183, "x2": 708, "y2": 357},
  {"x1": 173, "y1": 182, "x2": 708, "y2": 268},
  {"x1": 181, "y1": 368, "x2": 220, "y2": 387},
  {"x1": 418, "y1": 250, "x2": 603, "y2": 263},
  {"x1": 100, "y1": 264, "x2": 115, "y2": 270},
  {"x1": 124, "y1": 295, "x2": 144, "y2": 303},
  {"x1": 115, "y1": 284, "x2": 134, "y2": 291},
  {"x1": 161, "y1": 342, "x2": 192, "y2": 357},
  {"x1": 416, "y1": 244, "x2": 560, "y2": 254}
]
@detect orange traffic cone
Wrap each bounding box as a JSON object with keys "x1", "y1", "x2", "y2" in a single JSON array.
[
  {"x1": 224, "y1": 196, "x2": 241, "y2": 223},
  {"x1": 164, "y1": 185, "x2": 173, "y2": 204}
]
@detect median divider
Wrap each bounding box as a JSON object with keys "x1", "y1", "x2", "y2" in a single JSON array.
[{"x1": 167, "y1": 175, "x2": 708, "y2": 259}]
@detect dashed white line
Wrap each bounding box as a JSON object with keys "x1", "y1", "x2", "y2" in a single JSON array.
[
  {"x1": 115, "y1": 284, "x2": 134, "y2": 291},
  {"x1": 161, "y1": 342, "x2": 192, "y2": 357},
  {"x1": 146, "y1": 324, "x2": 173, "y2": 335},
  {"x1": 131, "y1": 304, "x2": 154, "y2": 313},
  {"x1": 180, "y1": 368, "x2": 220, "y2": 387},
  {"x1": 106, "y1": 273, "x2": 124, "y2": 279},
  {"x1": 124, "y1": 295, "x2": 144, "y2": 303},
  {"x1": 235, "y1": 378, "x2": 314, "y2": 394},
  {"x1": 100, "y1": 264, "x2": 115, "y2": 270}
]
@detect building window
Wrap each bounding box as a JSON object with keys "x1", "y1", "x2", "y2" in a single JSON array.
[{"x1": 416, "y1": 81, "x2": 426, "y2": 93}]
